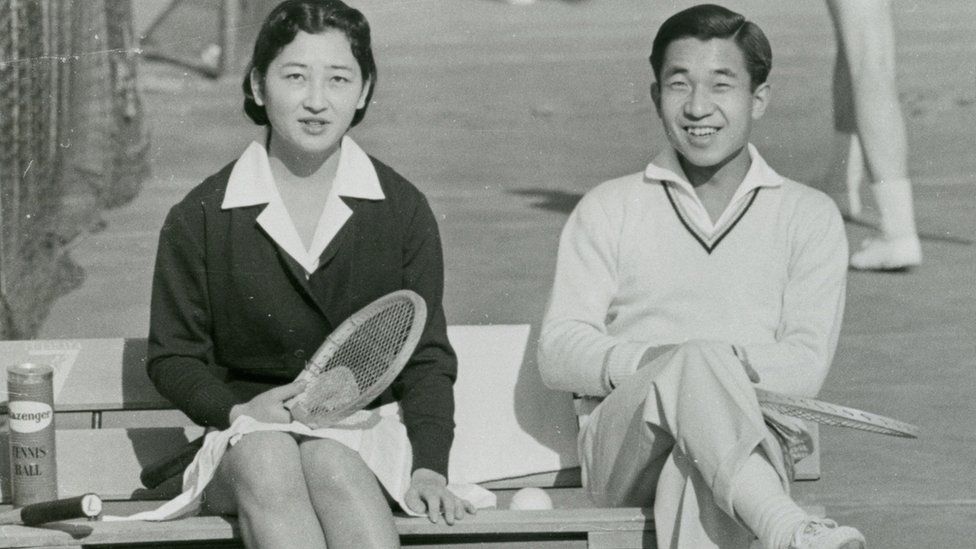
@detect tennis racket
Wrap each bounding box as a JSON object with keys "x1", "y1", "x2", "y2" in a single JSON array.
[
  {"x1": 139, "y1": 436, "x2": 205, "y2": 490},
  {"x1": 283, "y1": 289, "x2": 427, "y2": 428},
  {"x1": 141, "y1": 290, "x2": 427, "y2": 488},
  {"x1": 0, "y1": 493, "x2": 102, "y2": 525},
  {"x1": 755, "y1": 388, "x2": 919, "y2": 438}
]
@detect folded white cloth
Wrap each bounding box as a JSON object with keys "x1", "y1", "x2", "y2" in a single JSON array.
[{"x1": 106, "y1": 410, "x2": 495, "y2": 521}]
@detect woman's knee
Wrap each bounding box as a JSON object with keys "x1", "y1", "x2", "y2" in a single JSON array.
[
  {"x1": 300, "y1": 438, "x2": 378, "y2": 498},
  {"x1": 221, "y1": 431, "x2": 306, "y2": 504}
]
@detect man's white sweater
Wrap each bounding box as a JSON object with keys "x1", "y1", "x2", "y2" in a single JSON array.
[{"x1": 539, "y1": 145, "x2": 848, "y2": 398}]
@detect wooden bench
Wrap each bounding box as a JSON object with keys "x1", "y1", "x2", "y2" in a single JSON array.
[{"x1": 0, "y1": 326, "x2": 820, "y2": 548}]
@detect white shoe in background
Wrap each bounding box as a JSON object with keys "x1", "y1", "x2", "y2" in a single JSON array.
[{"x1": 849, "y1": 236, "x2": 922, "y2": 271}]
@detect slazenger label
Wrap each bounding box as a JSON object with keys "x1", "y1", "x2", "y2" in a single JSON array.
[{"x1": 8, "y1": 401, "x2": 54, "y2": 433}]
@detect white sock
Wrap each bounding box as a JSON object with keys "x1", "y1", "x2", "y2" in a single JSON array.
[
  {"x1": 870, "y1": 178, "x2": 918, "y2": 240},
  {"x1": 731, "y1": 451, "x2": 808, "y2": 549}
]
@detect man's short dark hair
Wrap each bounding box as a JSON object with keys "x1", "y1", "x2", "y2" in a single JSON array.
[{"x1": 649, "y1": 4, "x2": 772, "y2": 90}]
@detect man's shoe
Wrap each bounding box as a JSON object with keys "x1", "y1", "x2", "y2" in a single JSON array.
[
  {"x1": 789, "y1": 518, "x2": 865, "y2": 549},
  {"x1": 849, "y1": 236, "x2": 921, "y2": 271}
]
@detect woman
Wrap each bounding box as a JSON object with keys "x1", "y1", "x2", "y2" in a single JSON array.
[{"x1": 147, "y1": 1, "x2": 473, "y2": 547}]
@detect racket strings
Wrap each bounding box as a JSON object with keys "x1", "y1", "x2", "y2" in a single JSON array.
[{"x1": 303, "y1": 300, "x2": 417, "y2": 418}]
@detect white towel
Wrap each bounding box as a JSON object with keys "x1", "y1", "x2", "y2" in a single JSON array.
[{"x1": 106, "y1": 409, "x2": 495, "y2": 521}]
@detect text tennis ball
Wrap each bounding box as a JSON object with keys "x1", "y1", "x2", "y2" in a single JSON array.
[{"x1": 509, "y1": 487, "x2": 553, "y2": 510}]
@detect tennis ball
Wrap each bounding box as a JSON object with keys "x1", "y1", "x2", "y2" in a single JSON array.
[{"x1": 509, "y1": 487, "x2": 553, "y2": 510}]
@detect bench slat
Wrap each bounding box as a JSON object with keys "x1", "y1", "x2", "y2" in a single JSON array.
[
  {"x1": 481, "y1": 468, "x2": 582, "y2": 489},
  {"x1": 0, "y1": 509, "x2": 654, "y2": 549},
  {"x1": 588, "y1": 530, "x2": 656, "y2": 549}
]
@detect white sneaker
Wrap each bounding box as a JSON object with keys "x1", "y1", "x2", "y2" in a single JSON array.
[
  {"x1": 789, "y1": 518, "x2": 865, "y2": 549},
  {"x1": 849, "y1": 236, "x2": 922, "y2": 271}
]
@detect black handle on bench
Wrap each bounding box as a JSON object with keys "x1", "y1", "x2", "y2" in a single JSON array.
[
  {"x1": 0, "y1": 493, "x2": 103, "y2": 525},
  {"x1": 140, "y1": 436, "x2": 205, "y2": 489}
]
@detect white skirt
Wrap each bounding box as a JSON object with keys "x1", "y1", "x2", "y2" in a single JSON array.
[{"x1": 108, "y1": 405, "x2": 495, "y2": 521}]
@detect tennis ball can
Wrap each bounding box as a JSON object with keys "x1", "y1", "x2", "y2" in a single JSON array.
[{"x1": 7, "y1": 363, "x2": 57, "y2": 506}]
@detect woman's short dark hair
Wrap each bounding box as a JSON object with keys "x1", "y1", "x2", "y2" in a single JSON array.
[
  {"x1": 242, "y1": 0, "x2": 376, "y2": 127},
  {"x1": 649, "y1": 4, "x2": 772, "y2": 90}
]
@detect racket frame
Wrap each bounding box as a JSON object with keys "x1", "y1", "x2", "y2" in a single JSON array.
[
  {"x1": 755, "y1": 388, "x2": 919, "y2": 438},
  {"x1": 286, "y1": 289, "x2": 427, "y2": 428}
]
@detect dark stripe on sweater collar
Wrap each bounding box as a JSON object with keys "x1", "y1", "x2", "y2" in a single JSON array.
[{"x1": 662, "y1": 183, "x2": 761, "y2": 254}]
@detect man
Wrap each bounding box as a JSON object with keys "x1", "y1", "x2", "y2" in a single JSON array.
[{"x1": 539, "y1": 5, "x2": 863, "y2": 548}]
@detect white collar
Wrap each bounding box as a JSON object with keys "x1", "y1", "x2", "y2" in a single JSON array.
[
  {"x1": 643, "y1": 144, "x2": 783, "y2": 233},
  {"x1": 221, "y1": 136, "x2": 384, "y2": 275},
  {"x1": 222, "y1": 136, "x2": 384, "y2": 209},
  {"x1": 643, "y1": 143, "x2": 783, "y2": 196}
]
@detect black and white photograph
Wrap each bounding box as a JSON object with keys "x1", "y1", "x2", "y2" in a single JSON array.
[{"x1": 0, "y1": 1, "x2": 973, "y2": 547}]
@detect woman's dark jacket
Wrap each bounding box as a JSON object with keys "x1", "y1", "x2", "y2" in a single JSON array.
[{"x1": 147, "y1": 156, "x2": 457, "y2": 476}]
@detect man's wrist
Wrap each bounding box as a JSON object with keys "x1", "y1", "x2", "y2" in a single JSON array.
[{"x1": 604, "y1": 342, "x2": 645, "y2": 391}]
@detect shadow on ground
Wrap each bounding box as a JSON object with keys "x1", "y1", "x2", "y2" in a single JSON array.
[{"x1": 510, "y1": 189, "x2": 584, "y2": 215}]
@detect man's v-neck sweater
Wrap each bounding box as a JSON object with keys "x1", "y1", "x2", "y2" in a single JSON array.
[{"x1": 539, "y1": 146, "x2": 848, "y2": 399}]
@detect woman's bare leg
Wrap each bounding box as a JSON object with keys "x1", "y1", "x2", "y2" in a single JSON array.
[
  {"x1": 204, "y1": 431, "x2": 327, "y2": 549},
  {"x1": 300, "y1": 437, "x2": 400, "y2": 549}
]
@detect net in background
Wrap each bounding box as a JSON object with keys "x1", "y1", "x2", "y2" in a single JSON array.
[
  {"x1": 138, "y1": 0, "x2": 281, "y2": 78},
  {"x1": 0, "y1": 0, "x2": 149, "y2": 338}
]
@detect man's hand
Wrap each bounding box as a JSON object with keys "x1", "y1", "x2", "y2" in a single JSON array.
[
  {"x1": 228, "y1": 381, "x2": 306, "y2": 424},
  {"x1": 404, "y1": 468, "x2": 476, "y2": 525}
]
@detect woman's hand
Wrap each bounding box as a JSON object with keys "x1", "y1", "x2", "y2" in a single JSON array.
[
  {"x1": 228, "y1": 381, "x2": 306, "y2": 424},
  {"x1": 404, "y1": 468, "x2": 476, "y2": 525}
]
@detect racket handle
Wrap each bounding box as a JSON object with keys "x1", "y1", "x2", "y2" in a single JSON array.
[
  {"x1": 0, "y1": 493, "x2": 103, "y2": 526},
  {"x1": 140, "y1": 436, "x2": 205, "y2": 489}
]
